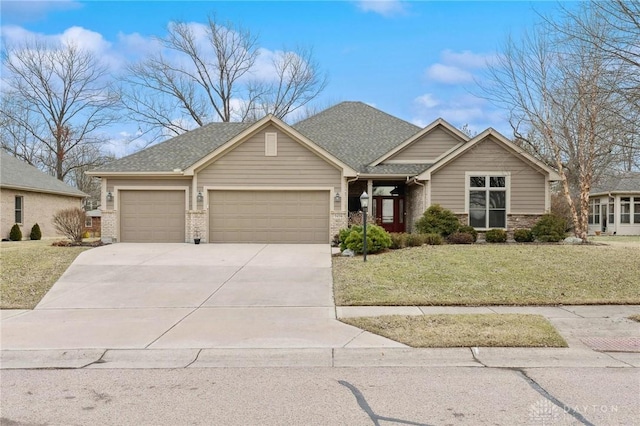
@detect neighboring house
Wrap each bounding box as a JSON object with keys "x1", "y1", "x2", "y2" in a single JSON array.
[
  {"x1": 84, "y1": 209, "x2": 102, "y2": 237},
  {"x1": 1, "y1": 151, "x2": 87, "y2": 239},
  {"x1": 88, "y1": 102, "x2": 560, "y2": 244},
  {"x1": 588, "y1": 172, "x2": 640, "y2": 236}
]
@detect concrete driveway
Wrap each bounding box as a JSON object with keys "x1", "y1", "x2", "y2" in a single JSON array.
[{"x1": 1, "y1": 244, "x2": 402, "y2": 350}]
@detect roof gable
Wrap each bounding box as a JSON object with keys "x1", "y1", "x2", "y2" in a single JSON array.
[
  {"x1": 187, "y1": 115, "x2": 357, "y2": 176},
  {"x1": 293, "y1": 101, "x2": 421, "y2": 171},
  {"x1": 417, "y1": 128, "x2": 561, "y2": 181},
  {"x1": 1, "y1": 152, "x2": 87, "y2": 198},
  {"x1": 370, "y1": 118, "x2": 468, "y2": 166}
]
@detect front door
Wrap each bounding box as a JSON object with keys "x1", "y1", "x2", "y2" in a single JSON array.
[{"x1": 373, "y1": 196, "x2": 405, "y2": 233}]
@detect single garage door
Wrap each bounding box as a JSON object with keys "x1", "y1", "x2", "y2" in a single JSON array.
[
  {"x1": 209, "y1": 190, "x2": 329, "y2": 243},
  {"x1": 120, "y1": 190, "x2": 185, "y2": 242}
]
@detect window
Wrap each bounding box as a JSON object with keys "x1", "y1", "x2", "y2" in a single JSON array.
[
  {"x1": 635, "y1": 198, "x2": 640, "y2": 224},
  {"x1": 621, "y1": 197, "x2": 631, "y2": 224},
  {"x1": 15, "y1": 196, "x2": 23, "y2": 224},
  {"x1": 85, "y1": 216, "x2": 93, "y2": 228},
  {"x1": 608, "y1": 197, "x2": 615, "y2": 224},
  {"x1": 468, "y1": 175, "x2": 507, "y2": 229},
  {"x1": 588, "y1": 199, "x2": 600, "y2": 225},
  {"x1": 265, "y1": 132, "x2": 277, "y2": 156}
]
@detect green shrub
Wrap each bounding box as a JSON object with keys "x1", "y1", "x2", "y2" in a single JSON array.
[
  {"x1": 485, "y1": 229, "x2": 507, "y2": 243},
  {"x1": 447, "y1": 232, "x2": 475, "y2": 244},
  {"x1": 338, "y1": 226, "x2": 360, "y2": 251},
  {"x1": 422, "y1": 233, "x2": 443, "y2": 245},
  {"x1": 457, "y1": 225, "x2": 478, "y2": 242},
  {"x1": 513, "y1": 228, "x2": 534, "y2": 243},
  {"x1": 389, "y1": 232, "x2": 408, "y2": 249},
  {"x1": 343, "y1": 224, "x2": 392, "y2": 254},
  {"x1": 415, "y1": 204, "x2": 460, "y2": 237},
  {"x1": 531, "y1": 214, "x2": 567, "y2": 242},
  {"x1": 9, "y1": 224, "x2": 22, "y2": 241},
  {"x1": 405, "y1": 233, "x2": 425, "y2": 247},
  {"x1": 29, "y1": 223, "x2": 42, "y2": 240}
]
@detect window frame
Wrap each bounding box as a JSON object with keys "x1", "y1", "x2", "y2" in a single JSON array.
[
  {"x1": 588, "y1": 198, "x2": 600, "y2": 225},
  {"x1": 465, "y1": 172, "x2": 510, "y2": 230},
  {"x1": 15, "y1": 195, "x2": 24, "y2": 224},
  {"x1": 85, "y1": 216, "x2": 93, "y2": 228},
  {"x1": 620, "y1": 197, "x2": 631, "y2": 224},
  {"x1": 634, "y1": 197, "x2": 640, "y2": 224}
]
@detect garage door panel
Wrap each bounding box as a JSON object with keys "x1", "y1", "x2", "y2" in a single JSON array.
[
  {"x1": 209, "y1": 190, "x2": 329, "y2": 243},
  {"x1": 120, "y1": 190, "x2": 185, "y2": 243}
]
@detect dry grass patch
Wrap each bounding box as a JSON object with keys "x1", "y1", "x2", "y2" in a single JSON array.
[
  {"x1": 629, "y1": 314, "x2": 640, "y2": 323},
  {"x1": 0, "y1": 240, "x2": 91, "y2": 309},
  {"x1": 333, "y1": 245, "x2": 640, "y2": 306},
  {"x1": 341, "y1": 314, "x2": 567, "y2": 348}
]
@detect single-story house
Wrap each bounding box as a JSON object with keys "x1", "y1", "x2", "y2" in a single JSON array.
[
  {"x1": 588, "y1": 172, "x2": 640, "y2": 236},
  {"x1": 1, "y1": 151, "x2": 87, "y2": 239},
  {"x1": 88, "y1": 102, "x2": 560, "y2": 244},
  {"x1": 84, "y1": 209, "x2": 102, "y2": 237}
]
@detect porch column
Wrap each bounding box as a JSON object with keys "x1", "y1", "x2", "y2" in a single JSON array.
[{"x1": 367, "y1": 179, "x2": 373, "y2": 209}]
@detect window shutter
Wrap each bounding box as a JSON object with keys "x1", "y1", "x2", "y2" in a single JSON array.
[{"x1": 265, "y1": 132, "x2": 277, "y2": 156}]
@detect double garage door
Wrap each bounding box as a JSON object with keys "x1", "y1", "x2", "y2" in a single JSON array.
[
  {"x1": 209, "y1": 190, "x2": 329, "y2": 243},
  {"x1": 119, "y1": 189, "x2": 329, "y2": 243}
]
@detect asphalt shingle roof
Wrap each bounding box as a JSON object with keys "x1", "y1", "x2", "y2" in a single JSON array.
[
  {"x1": 92, "y1": 102, "x2": 427, "y2": 175},
  {"x1": 1, "y1": 151, "x2": 87, "y2": 198},
  {"x1": 293, "y1": 101, "x2": 422, "y2": 171},
  {"x1": 592, "y1": 172, "x2": 640, "y2": 194},
  {"x1": 92, "y1": 122, "x2": 252, "y2": 173}
]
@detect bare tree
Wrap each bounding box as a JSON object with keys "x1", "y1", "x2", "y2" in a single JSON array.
[
  {"x1": 480, "y1": 7, "x2": 627, "y2": 239},
  {"x1": 1, "y1": 40, "x2": 120, "y2": 181},
  {"x1": 121, "y1": 15, "x2": 328, "y2": 141}
]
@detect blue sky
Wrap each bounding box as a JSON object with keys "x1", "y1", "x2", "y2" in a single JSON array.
[{"x1": 1, "y1": 0, "x2": 563, "y2": 155}]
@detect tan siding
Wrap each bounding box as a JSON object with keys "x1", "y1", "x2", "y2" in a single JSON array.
[
  {"x1": 198, "y1": 125, "x2": 341, "y2": 188},
  {"x1": 386, "y1": 127, "x2": 460, "y2": 162},
  {"x1": 105, "y1": 178, "x2": 192, "y2": 210},
  {"x1": 430, "y1": 137, "x2": 546, "y2": 213}
]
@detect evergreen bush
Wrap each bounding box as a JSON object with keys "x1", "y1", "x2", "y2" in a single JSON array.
[
  {"x1": 485, "y1": 229, "x2": 508, "y2": 243},
  {"x1": 9, "y1": 224, "x2": 22, "y2": 241},
  {"x1": 513, "y1": 228, "x2": 534, "y2": 243},
  {"x1": 29, "y1": 223, "x2": 42, "y2": 240},
  {"x1": 415, "y1": 204, "x2": 460, "y2": 237},
  {"x1": 531, "y1": 214, "x2": 567, "y2": 242},
  {"x1": 343, "y1": 224, "x2": 392, "y2": 254}
]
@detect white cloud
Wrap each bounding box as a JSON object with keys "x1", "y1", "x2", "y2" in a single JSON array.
[
  {"x1": 1, "y1": 0, "x2": 82, "y2": 23},
  {"x1": 425, "y1": 64, "x2": 473, "y2": 84},
  {"x1": 355, "y1": 0, "x2": 407, "y2": 17},
  {"x1": 415, "y1": 93, "x2": 439, "y2": 108},
  {"x1": 440, "y1": 49, "x2": 496, "y2": 69}
]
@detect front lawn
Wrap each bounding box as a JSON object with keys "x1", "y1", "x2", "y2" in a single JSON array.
[
  {"x1": 341, "y1": 314, "x2": 567, "y2": 348},
  {"x1": 333, "y1": 244, "x2": 640, "y2": 306},
  {"x1": 0, "y1": 240, "x2": 92, "y2": 309}
]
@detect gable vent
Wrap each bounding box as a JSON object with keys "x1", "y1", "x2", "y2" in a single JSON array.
[{"x1": 265, "y1": 132, "x2": 277, "y2": 156}]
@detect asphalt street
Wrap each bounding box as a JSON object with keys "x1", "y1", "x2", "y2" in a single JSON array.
[{"x1": 1, "y1": 366, "x2": 638, "y2": 425}]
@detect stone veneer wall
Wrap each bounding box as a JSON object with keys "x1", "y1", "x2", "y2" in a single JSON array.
[
  {"x1": 331, "y1": 211, "x2": 347, "y2": 240},
  {"x1": 454, "y1": 213, "x2": 469, "y2": 227},
  {"x1": 406, "y1": 184, "x2": 425, "y2": 233},
  {"x1": 187, "y1": 210, "x2": 207, "y2": 243},
  {"x1": 101, "y1": 210, "x2": 117, "y2": 243},
  {"x1": 507, "y1": 214, "x2": 541, "y2": 230}
]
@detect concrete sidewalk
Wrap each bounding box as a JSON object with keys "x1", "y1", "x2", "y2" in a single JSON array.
[{"x1": 2, "y1": 304, "x2": 638, "y2": 369}]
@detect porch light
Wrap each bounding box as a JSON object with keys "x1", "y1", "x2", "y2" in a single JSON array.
[
  {"x1": 360, "y1": 191, "x2": 369, "y2": 262},
  {"x1": 197, "y1": 191, "x2": 204, "y2": 202},
  {"x1": 334, "y1": 192, "x2": 341, "y2": 203},
  {"x1": 106, "y1": 191, "x2": 113, "y2": 202}
]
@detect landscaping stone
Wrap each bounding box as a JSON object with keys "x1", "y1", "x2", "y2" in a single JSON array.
[
  {"x1": 341, "y1": 249, "x2": 355, "y2": 257},
  {"x1": 563, "y1": 236, "x2": 583, "y2": 244}
]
